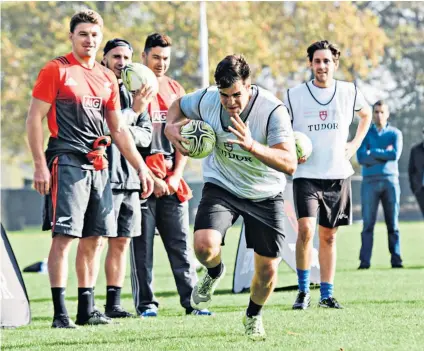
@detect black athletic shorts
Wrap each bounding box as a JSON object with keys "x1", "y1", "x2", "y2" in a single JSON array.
[
  {"x1": 194, "y1": 182, "x2": 285, "y2": 258},
  {"x1": 293, "y1": 177, "x2": 352, "y2": 228},
  {"x1": 112, "y1": 190, "x2": 142, "y2": 238},
  {"x1": 42, "y1": 155, "x2": 116, "y2": 238}
]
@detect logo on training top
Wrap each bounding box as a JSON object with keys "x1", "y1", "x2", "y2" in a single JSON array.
[
  {"x1": 307, "y1": 122, "x2": 339, "y2": 132},
  {"x1": 103, "y1": 81, "x2": 112, "y2": 93},
  {"x1": 64, "y1": 77, "x2": 78, "y2": 86},
  {"x1": 170, "y1": 94, "x2": 178, "y2": 103},
  {"x1": 83, "y1": 95, "x2": 102, "y2": 111},
  {"x1": 218, "y1": 148, "x2": 253, "y2": 163},
  {"x1": 224, "y1": 142, "x2": 233, "y2": 152},
  {"x1": 319, "y1": 110, "x2": 328, "y2": 121},
  {"x1": 151, "y1": 110, "x2": 167, "y2": 123}
]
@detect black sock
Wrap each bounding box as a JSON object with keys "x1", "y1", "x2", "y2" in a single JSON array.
[
  {"x1": 207, "y1": 262, "x2": 223, "y2": 279},
  {"x1": 246, "y1": 298, "x2": 263, "y2": 317},
  {"x1": 51, "y1": 287, "x2": 68, "y2": 317},
  {"x1": 106, "y1": 286, "x2": 122, "y2": 308},
  {"x1": 77, "y1": 287, "x2": 94, "y2": 319}
]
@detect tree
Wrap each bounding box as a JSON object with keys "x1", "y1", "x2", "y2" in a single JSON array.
[
  {"x1": 1, "y1": 1, "x2": 387, "y2": 166},
  {"x1": 354, "y1": 1, "x2": 424, "y2": 171}
]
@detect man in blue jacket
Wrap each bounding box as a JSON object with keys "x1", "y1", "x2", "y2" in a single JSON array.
[{"x1": 357, "y1": 100, "x2": 403, "y2": 269}]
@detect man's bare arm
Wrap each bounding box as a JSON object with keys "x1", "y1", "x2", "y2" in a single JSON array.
[
  {"x1": 345, "y1": 105, "x2": 372, "y2": 160},
  {"x1": 164, "y1": 98, "x2": 190, "y2": 155},
  {"x1": 227, "y1": 113, "x2": 297, "y2": 175},
  {"x1": 249, "y1": 141, "x2": 297, "y2": 175},
  {"x1": 26, "y1": 97, "x2": 52, "y2": 195}
]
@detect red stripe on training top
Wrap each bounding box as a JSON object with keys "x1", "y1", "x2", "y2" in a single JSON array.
[
  {"x1": 47, "y1": 101, "x2": 58, "y2": 138},
  {"x1": 51, "y1": 157, "x2": 59, "y2": 232}
]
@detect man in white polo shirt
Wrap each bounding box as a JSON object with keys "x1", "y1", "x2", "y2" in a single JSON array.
[
  {"x1": 165, "y1": 54, "x2": 297, "y2": 340},
  {"x1": 285, "y1": 40, "x2": 372, "y2": 309}
]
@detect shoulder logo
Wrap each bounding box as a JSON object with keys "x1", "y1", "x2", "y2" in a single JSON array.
[
  {"x1": 104, "y1": 81, "x2": 112, "y2": 92},
  {"x1": 82, "y1": 95, "x2": 102, "y2": 111},
  {"x1": 64, "y1": 77, "x2": 78, "y2": 87}
]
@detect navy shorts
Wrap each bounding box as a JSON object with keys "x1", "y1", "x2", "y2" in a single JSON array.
[
  {"x1": 194, "y1": 183, "x2": 285, "y2": 258},
  {"x1": 293, "y1": 177, "x2": 352, "y2": 228}
]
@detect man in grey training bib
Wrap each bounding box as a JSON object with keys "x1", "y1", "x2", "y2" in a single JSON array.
[
  {"x1": 101, "y1": 38, "x2": 154, "y2": 318},
  {"x1": 165, "y1": 55, "x2": 297, "y2": 340},
  {"x1": 285, "y1": 40, "x2": 372, "y2": 310}
]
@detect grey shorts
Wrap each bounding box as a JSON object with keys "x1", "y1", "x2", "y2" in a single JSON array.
[
  {"x1": 293, "y1": 177, "x2": 352, "y2": 228},
  {"x1": 42, "y1": 156, "x2": 116, "y2": 238},
  {"x1": 194, "y1": 183, "x2": 285, "y2": 258},
  {"x1": 112, "y1": 190, "x2": 142, "y2": 238}
]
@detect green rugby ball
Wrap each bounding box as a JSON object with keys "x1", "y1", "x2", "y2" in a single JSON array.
[
  {"x1": 121, "y1": 63, "x2": 158, "y2": 95},
  {"x1": 180, "y1": 120, "x2": 216, "y2": 159},
  {"x1": 294, "y1": 131, "x2": 313, "y2": 160}
]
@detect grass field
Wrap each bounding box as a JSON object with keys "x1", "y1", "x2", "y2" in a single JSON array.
[{"x1": 2, "y1": 222, "x2": 423, "y2": 350}]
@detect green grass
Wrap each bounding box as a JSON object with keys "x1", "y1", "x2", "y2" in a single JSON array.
[{"x1": 2, "y1": 222, "x2": 424, "y2": 350}]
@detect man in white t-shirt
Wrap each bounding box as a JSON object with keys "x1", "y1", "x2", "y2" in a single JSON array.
[
  {"x1": 285, "y1": 40, "x2": 372, "y2": 309},
  {"x1": 165, "y1": 55, "x2": 297, "y2": 340}
]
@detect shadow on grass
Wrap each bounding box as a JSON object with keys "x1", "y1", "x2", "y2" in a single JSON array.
[
  {"x1": 30, "y1": 290, "x2": 180, "y2": 303},
  {"x1": 1, "y1": 330, "x2": 238, "y2": 349},
  {"x1": 338, "y1": 265, "x2": 424, "y2": 272},
  {"x1": 30, "y1": 285, "x2": 308, "y2": 304},
  {"x1": 402, "y1": 265, "x2": 424, "y2": 270},
  {"x1": 31, "y1": 316, "x2": 53, "y2": 322},
  {"x1": 348, "y1": 299, "x2": 424, "y2": 305}
]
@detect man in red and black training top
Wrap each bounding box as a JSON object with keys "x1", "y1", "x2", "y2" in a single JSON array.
[
  {"x1": 130, "y1": 33, "x2": 212, "y2": 317},
  {"x1": 26, "y1": 9, "x2": 153, "y2": 328}
]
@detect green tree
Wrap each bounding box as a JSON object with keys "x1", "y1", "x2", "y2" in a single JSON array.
[
  {"x1": 355, "y1": 1, "x2": 424, "y2": 171},
  {"x1": 1, "y1": 1, "x2": 387, "y2": 166}
]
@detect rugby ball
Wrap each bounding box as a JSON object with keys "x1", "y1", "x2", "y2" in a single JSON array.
[
  {"x1": 121, "y1": 63, "x2": 159, "y2": 95},
  {"x1": 180, "y1": 120, "x2": 216, "y2": 159},
  {"x1": 294, "y1": 131, "x2": 313, "y2": 160}
]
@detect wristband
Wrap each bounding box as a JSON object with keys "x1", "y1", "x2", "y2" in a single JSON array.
[{"x1": 247, "y1": 140, "x2": 255, "y2": 153}]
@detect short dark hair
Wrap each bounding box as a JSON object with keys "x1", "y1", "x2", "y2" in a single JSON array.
[
  {"x1": 373, "y1": 100, "x2": 388, "y2": 111},
  {"x1": 69, "y1": 9, "x2": 103, "y2": 33},
  {"x1": 307, "y1": 40, "x2": 340, "y2": 62},
  {"x1": 214, "y1": 55, "x2": 251, "y2": 89},
  {"x1": 144, "y1": 33, "x2": 172, "y2": 53}
]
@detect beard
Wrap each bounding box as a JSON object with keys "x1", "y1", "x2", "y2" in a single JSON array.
[{"x1": 314, "y1": 71, "x2": 328, "y2": 83}]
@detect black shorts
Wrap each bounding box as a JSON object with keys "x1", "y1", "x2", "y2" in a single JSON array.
[
  {"x1": 112, "y1": 190, "x2": 141, "y2": 238},
  {"x1": 293, "y1": 177, "x2": 352, "y2": 228},
  {"x1": 194, "y1": 183, "x2": 285, "y2": 258},
  {"x1": 42, "y1": 156, "x2": 116, "y2": 238}
]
